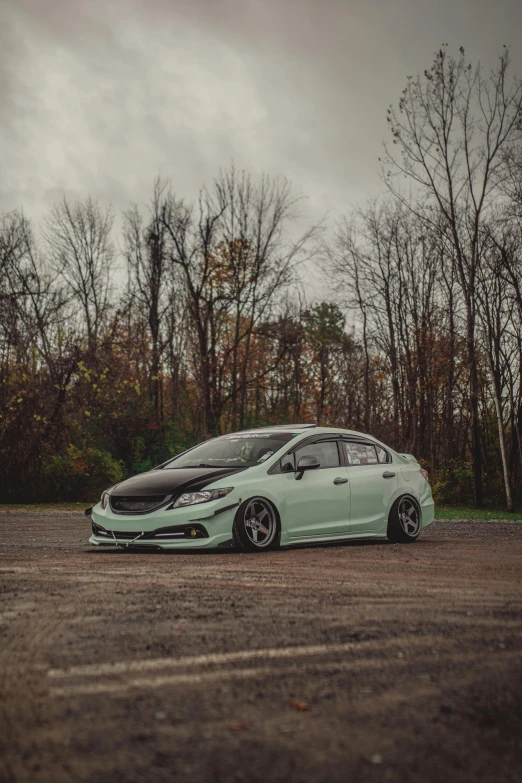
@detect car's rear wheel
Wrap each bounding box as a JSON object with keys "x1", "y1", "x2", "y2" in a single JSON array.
[
  {"x1": 233, "y1": 497, "x2": 280, "y2": 552},
  {"x1": 387, "y1": 496, "x2": 421, "y2": 543}
]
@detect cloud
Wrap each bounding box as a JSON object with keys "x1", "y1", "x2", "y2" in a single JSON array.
[{"x1": 1, "y1": 0, "x2": 521, "y2": 250}]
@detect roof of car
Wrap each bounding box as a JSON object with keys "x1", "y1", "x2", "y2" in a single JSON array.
[
  {"x1": 231, "y1": 425, "x2": 373, "y2": 438},
  {"x1": 230, "y1": 425, "x2": 398, "y2": 456},
  {"x1": 239, "y1": 424, "x2": 317, "y2": 432}
]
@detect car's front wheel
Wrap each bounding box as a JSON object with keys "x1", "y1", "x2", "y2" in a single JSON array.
[
  {"x1": 387, "y1": 495, "x2": 421, "y2": 543},
  {"x1": 233, "y1": 497, "x2": 280, "y2": 552}
]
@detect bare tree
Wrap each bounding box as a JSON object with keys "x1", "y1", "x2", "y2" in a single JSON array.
[
  {"x1": 43, "y1": 196, "x2": 115, "y2": 350},
  {"x1": 503, "y1": 143, "x2": 522, "y2": 217},
  {"x1": 213, "y1": 166, "x2": 321, "y2": 429},
  {"x1": 384, "y1": 46, "x2": 522, "y2": 506},
  {"x1": 161, "y1": 167, "x2": 320, "y2": 435},
  {"x1": 160, "y1": 187, "x2": 228, "y2": 436},
  {"x1": 0, "y1": 211, "x2": 78, "y2": 497},
  {"x1": 327, "y1": 199, "x2": 447, "y2": 460},
  {"x1": 488, "y1": 221, "x2": 522, "y2": 489},
  {"x1": 124, "y1": 178, "x2": 183, "y2": 425},
  {"x1": 476, "y1": 231, "x2": 515, "y2": 511}
]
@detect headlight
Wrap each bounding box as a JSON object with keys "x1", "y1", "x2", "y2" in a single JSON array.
[
  {"x1": 100, "y1": 491, "x2": 110, "y2": 510},
  {"x1": 172, "y1": 487, "x2": 233, "y2": 509}
]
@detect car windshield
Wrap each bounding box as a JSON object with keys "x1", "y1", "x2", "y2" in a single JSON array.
[{"x1": 163, "y1": 432, "x2": 299, "y2": 469}]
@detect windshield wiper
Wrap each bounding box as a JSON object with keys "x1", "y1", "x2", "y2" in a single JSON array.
[{"x1": 196, "y1": 462, "x2": 244, "y2": 468}]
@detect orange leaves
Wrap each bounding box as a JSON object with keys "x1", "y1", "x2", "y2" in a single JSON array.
[{"x1": 289, "y1": 699, "x2": 310, "y2": 712}]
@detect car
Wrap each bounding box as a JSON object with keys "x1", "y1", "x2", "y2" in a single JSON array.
[{"x1": 87, "y1": 425, "x2": 434, "y2": 552}]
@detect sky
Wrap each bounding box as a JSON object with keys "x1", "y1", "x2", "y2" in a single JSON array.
[{"x1": 2, "y1": 0, "x2": 522, "y2": 262}]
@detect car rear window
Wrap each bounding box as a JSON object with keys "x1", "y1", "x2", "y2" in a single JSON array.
[{"x1": 343, "y1": 442, "x2": 379, "y2": 465}]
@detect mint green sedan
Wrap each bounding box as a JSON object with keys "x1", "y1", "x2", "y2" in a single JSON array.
[{"x1": 88, "y1": 425, "x2": 434, "y2": 552}]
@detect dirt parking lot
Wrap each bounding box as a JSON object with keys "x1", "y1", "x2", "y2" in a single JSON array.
[{"x1": 0, "y1": 513, "x2": 521, "y2": 783}]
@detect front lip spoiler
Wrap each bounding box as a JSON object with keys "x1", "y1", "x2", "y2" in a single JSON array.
[{"x1": 91, "y1": 538, "x2": 163, "y2": 551}]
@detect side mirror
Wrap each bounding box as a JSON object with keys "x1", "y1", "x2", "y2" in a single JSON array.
[{"x1": 295, "y1": 455, "x2": 320, "y2": 480}]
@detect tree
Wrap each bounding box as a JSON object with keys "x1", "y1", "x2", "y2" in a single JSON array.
[
  {"x1": 124, "y1": 178, "x2": 181, "y2": 426},
  {"x1": 161, "y1": 167, "x2": 320, "y2": 435},
  {"x1": 384, "y1": 46, "x2": 522, "y2": 507},
  {"x1": 213, "y1": 166, "x2": 320, "y2": 429},
  {"x1": 476, "y1": 231, "x2": 516, "y2": 511},
  {"x1": 303, "y1": 302, "x2": 347, "y2": 424},
  {"x1": 43, "y1": 196, "x2": 115, "y2": 350},
  {"x1": 0, "y1": 211, "x2": 76, "y2": 498}
]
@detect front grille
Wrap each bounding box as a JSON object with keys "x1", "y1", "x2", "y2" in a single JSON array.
[{"x1": 110, "y1": 495, "x2": 166, "y2": 513}]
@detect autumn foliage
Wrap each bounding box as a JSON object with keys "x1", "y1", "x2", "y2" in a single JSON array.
[{"x1": 2, "y1": 45, "x2": 522, "y2": 510}]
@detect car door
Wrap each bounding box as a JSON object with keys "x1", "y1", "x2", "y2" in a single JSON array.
[
  {"x1": 281, "y1": 437, "x2": 351, "y2": 538},
  {"x1": 342, "y1": 439, "x2": 397, "y2": 534}
]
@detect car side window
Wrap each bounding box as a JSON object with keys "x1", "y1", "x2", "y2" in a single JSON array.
[
  {"x1": 376, "y1": 446, "x2": 389, "y2": 464},
  {"x1": 343, "y1": 441, "x2": 379, "y2": 466},
  {"x1": 281, "y1": 453, "x2": 295, "y2": 473},
  {"x1": 295, "y1": 441, "x2": 340, "y2": 469}
]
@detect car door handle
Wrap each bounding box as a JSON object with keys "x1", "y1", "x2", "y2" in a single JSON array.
[
  {"x1": 382, "y1": 471, "x2": 396, "y2": 478},
  {"x1": 333, "y1": 477, "x2": 348, "y2": 485}
]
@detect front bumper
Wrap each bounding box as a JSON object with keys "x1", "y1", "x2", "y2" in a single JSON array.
[{"x1": 89, "y1": 499, "x2": 239, "y2": 549}]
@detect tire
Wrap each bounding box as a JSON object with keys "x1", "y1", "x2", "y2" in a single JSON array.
[
  {"x1": 387, "y1": 495, "x2": 422, "y2": 543},
  {"x1": 233, "y1": 497, "x2": 280, "y2": 553}
]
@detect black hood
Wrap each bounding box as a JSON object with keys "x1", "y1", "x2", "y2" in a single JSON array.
[{"x1": 110, "y1": 466, "x2": 245, "y2": 498}]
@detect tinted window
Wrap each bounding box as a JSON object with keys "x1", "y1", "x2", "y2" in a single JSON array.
[
  {"x1": 164, "y1": 432, "x2": 298, "y2": 469},
  {"x1": 295, "y1": 441, "x2": 340, "y2": 468},
  {"x1": 344, "y1": 442, "x2": 378, "y2": 466}
]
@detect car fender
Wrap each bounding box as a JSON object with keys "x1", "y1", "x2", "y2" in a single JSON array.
[
  {"x1": 223, "y1": 471, "x2": 290, "y2": 534},
  {"x1": 384, "y1": 483, "x2": 421, "y2": 523}
]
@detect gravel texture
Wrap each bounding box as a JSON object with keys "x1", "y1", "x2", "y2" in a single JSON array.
[{"x1": 1, "y1": 514, "x2": 521, "y2": 783}]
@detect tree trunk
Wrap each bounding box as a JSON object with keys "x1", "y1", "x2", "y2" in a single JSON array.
[
  {"x1": 466, "y1": 304, "x2": 483, "y2": 507},
  {"x1": 486, "y1": 354, "x2": 513, "y2": 512}
]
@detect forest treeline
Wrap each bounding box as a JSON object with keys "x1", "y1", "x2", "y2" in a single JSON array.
[{"x1": 1, "y1": 47, "x2": 522, "y2": 508}]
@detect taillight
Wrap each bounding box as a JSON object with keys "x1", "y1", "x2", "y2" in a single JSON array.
[{"x1": 420, "y1": 468, "x2": 429, "y2": 481}]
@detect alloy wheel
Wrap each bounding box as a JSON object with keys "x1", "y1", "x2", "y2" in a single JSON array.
[
  {"x1": 398, "y1": 498, "x2": 420, "y2": 536},
  {"x1": 243, "y1": 498, "x2": 277, "y2": 548}
]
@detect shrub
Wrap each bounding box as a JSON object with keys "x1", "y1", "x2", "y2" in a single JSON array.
[{"x1": 42, "y1": 445, "x2": 124, "y2": 502}]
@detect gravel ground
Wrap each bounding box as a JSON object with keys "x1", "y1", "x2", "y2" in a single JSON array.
[{"x1": 0, "y1": 513, "x2": 521, "y2": 783}]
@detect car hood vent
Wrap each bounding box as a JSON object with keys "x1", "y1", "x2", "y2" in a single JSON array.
[{"x1": 110, "y1": 496, "x2": 167, "y2": 513}]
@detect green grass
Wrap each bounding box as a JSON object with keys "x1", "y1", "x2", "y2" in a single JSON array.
[{"x1": 435, "y1": 505, "x2": 522, "y2": 520}]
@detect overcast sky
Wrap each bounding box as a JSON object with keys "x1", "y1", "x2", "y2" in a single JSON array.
[{"x1": 2, "y1": 0, "x2": 522, "y2": 241}]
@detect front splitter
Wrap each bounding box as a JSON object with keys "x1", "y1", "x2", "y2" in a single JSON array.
[{"x1": 88, "y1": 533, "x2": 234, "y2": 550}]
